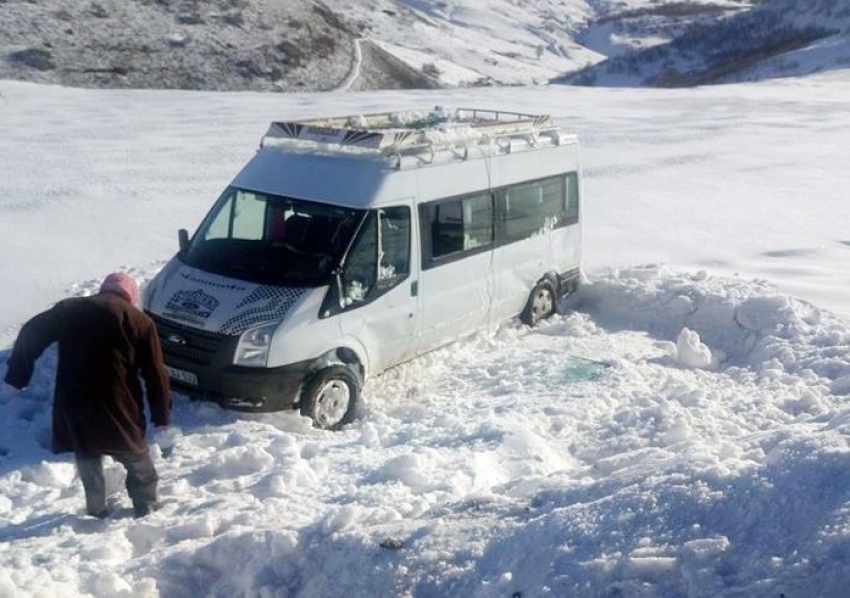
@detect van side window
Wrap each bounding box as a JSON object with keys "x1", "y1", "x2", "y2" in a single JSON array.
[
  {"x1": 340, "y1": 207, "x2": 410, "y2": 307},
  {"x1": 499, "y1": 174, "x2": 577, "y2": 242},
  {"x1": 540, "y1": 176, "x2": 566, "y2": 228},
  {"x1": 421, "y1": 193, "x2": 493, "y2": 267},
  {"x1": 566, "y1": 172, "x2": 579, "y2": 226},
  {"x1": 502, "y1": 176, "x2": 563, "y2": 241}
]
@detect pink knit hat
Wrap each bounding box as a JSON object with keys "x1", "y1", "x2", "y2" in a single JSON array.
[{"x1": 100, "y1": 272, "x2": 140, "y2": 306}]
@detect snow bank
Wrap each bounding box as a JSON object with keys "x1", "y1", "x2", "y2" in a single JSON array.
[{"x1": 576, "y1": 265, "x2": 850, "y2": 384}]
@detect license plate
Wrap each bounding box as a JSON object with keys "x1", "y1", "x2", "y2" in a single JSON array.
[{"x1": 166, "y1": 365, "x2": 198, "y2": 386}]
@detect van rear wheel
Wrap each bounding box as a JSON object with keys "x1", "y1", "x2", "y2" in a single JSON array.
[
  {"x1": 521, "y1": 281, "x2": 556, "y2": 327},
  {"x1": 300, "y1": 366, "x2": 359, "y2": 430}
]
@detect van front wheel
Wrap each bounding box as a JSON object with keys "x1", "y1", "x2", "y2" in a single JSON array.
[
  {"x1": 300, "y1": 366, "x2": 360, "y2": 430},
  {"x1": 521, "y1": 281, "x2": 556, "y2": 327}
]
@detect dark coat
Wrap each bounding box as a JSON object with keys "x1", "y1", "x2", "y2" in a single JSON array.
[{"x1": 4, "y1": 292, "x2": 171, "y2": 456}]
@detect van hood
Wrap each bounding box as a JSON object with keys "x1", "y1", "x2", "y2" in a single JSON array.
[{"x1": 146, "y1": 261, "x2": 311, "y2": 336}]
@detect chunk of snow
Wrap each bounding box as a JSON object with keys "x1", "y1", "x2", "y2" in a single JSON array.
[{"x1": 676, "y1": 327, "x2": 712, "y2": 369}]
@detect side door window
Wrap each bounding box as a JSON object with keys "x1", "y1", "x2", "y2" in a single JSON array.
[
  {"x1": 377, "y1": 207, "x2": 411, "y2": 287},
  {"x1": 339, "y1": 207, "x2": 410, "y2": 308}
]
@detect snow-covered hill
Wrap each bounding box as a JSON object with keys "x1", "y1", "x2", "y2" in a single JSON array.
[
  {"x1": 560, "y1": 0, "x2": 850, "y2": 87},
  {"x1": 6, "y1": 0, "x2": 845, "y2": 91},
  {"x1": 0, "y1": 0, "x2": 592, "y2": 91}
]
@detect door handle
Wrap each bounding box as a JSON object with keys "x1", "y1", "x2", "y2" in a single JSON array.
[{"x1": 410, "y1": 281, "x2": 419, "y2": 297}]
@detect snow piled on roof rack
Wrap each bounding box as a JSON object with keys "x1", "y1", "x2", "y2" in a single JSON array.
[{"x1": 261, "y1": 106, "x2": 559, "y2": 154}]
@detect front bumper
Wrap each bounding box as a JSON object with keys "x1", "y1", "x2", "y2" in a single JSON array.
[{"x1": 149, "y1": 314, "x2": 309, "y2": 412}]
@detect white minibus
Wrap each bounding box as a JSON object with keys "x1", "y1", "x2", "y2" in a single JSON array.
[{"x1": 143, "y1": 108, "x2": 582, "y2": 429}]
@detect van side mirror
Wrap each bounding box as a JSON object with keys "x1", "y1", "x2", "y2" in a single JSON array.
[{"x1": 178, "y1": 228, "x2": 189, "y2": 254}]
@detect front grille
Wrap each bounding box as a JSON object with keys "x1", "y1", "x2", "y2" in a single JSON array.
[{"x1": 149, "y1": 314, "x2": 230, "y2": 366}]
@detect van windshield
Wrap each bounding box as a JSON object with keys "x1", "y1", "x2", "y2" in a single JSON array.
[{"x1": 181, "y1": 187, "x2": 366, "y2": 287}]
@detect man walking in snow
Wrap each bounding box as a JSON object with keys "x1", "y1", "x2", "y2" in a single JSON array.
[{"x1": 3, "y1": 272, "x2": 171, "y2": 518}]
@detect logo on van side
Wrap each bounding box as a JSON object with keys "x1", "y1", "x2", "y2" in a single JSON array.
[{"x1": 165, "y1": 289, "x2": 220, "y2": 321}]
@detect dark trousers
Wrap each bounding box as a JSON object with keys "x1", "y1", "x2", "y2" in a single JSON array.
[{"x1": 75, "y1": 449, "x2": 159, "y2": 517}]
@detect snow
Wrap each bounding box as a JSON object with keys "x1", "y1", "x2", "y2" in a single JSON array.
[
  {"x1": 675, "y1": 328, "x2": 712, "y2": 369},
  {"x1": 724, "y1": 32, "x2": 850, "y2": 83},
  {"x1": 3, "y1": 69, "x2": 850, "y2": 596},
  {"x1": 367, "y1": 39, "x2": 486, "y2": 87},
  {"x1": 338, "y1": 0, "x2": 600, "y2": 85}
]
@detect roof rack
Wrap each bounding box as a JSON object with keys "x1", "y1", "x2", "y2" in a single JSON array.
[{"x1": 260, "y1": 108, "x2": 564, "y2": 158}]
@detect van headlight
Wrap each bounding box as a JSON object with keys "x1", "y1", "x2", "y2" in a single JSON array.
[{"x1": 234, "y1": 322, "x2": 278, "y2": 367}]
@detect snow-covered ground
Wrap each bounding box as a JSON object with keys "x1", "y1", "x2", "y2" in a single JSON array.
[{"x1": 2, "y1": 71, "x2": 850, "y2": 596}]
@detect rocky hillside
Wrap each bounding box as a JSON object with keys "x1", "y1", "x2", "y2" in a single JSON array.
[
  {"x1": 0, "y1": 0, "x2": 362, "y2": 91},
  {"x1": 558, "y1": 0, "x2": 850, "y2": 87},
  {"x1": 0, "y1": 0, "x2": 592, "y2": 91},
  {"x1": 0, "y1": 0, "x2": 846, "y2": 91}
]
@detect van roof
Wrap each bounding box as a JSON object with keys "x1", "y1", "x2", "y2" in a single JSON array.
[{"x1": 260, "y1": 107, "x2": 574, "y2": 168}]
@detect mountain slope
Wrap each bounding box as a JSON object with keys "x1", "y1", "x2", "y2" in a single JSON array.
[
  {"x1": 0, "y1": 0, "x2": 598, "y2": 91},
  {"x1": 558, "y1": 0, "x2": 850, "y2": 87},
  {"x1": 0, "y1": 0, "x2": 357, "y2": 91},
  {"x1": 0, "y1": 0, "x2": 846, "y2": 91}
]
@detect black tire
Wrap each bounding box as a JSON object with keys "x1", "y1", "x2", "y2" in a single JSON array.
[
  {"x1": 520, "y1": 280, "x2": 556, "y2": 327},
  {"x1": 300, "y1": 365, "x2": 360, "y2": 430}
]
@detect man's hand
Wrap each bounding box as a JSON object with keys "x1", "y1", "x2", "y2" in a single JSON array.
[
  {"x1": 3, "y1": 381, "x2": 23, "y2": 395},
  {"x1": 153, "y1": 426, "x2": 178, "y2": 458}
]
